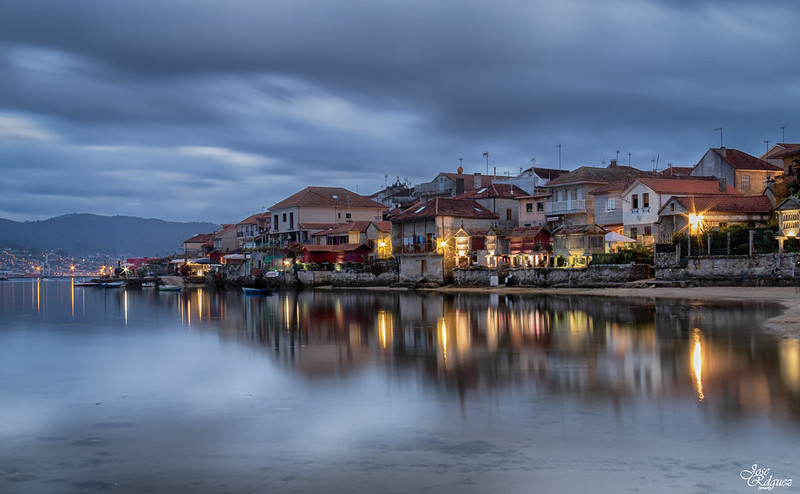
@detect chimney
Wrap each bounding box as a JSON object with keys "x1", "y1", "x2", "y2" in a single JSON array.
[
  {"x1": 473, "y1": 173, "x2": 482, "y2": 189},
  {"x1": 455, "y1": 178, "x2": 465, "y2": 196},
  {"x1": 720, "y1": 146, "x2": 726, "y2": 157},
  {"x1": 609, "y1": 159, "x2": 617, "y2": 168},
  {"x1": 719, "y1": 177, "x2": 727, "y2": 192}
]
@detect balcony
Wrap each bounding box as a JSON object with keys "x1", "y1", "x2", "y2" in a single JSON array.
[
  {"x1": 545, "y1": 199, "x2": 586, "y2": 214},
  {"x1": 397, "y1": 242, "x2": 437, "y2": 254}
]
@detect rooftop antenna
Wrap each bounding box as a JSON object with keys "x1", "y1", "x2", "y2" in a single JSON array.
[
  {"x1": 780, "y1": 126, "x2": 786, "y2": 142},
  {"x1": 655, "y1": 153, "x2": 659, "y2": 171},
  {"x1": 384, "y1": 174, "x2": 388, "y2": 187},
  {"x1": 556, "y1": 144, "x2": 562, "y2": 170},
  {"x1": 616, "y1": 150, "x2": 620, "y2": 162},
  {"x1": 482, "y1": 151, "x2": 489, "y2": 174},
  {"x1": 713, "y1": 127, "x2": 723, "y2": 147},
  {"x1": 628, "y1": 152, "x2": 632, "y2": 166},
  {"x1": 765, "y1": 140, "x2": 770, "y2": 152},
  {"x1": 651, "y1": 158, "x2": 655, "y2": 171}
]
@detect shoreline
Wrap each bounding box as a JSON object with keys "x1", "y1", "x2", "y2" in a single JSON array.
[{"x1": 428, "y1": 284, "x2": 800, "y2": 339}]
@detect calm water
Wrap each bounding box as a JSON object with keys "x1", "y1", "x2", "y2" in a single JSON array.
[{"x1": 1, "y1": 279, "x2": 799, "y2": 493}]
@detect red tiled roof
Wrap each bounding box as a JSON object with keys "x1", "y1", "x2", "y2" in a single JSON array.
[
  {"x1": 454, "y1": 183, "x2": 528, "y2": 200},
  {"x1": 589, "y1": 178, "x2": 639, "y2": 195},
  {"x1": 509, "y1": 226, "x2": 550, "y2": 238},
  {"x1": 297, "y1": 222, "x2": 338, "y2": 231},
  {"x1": 270, "y1": 187, "x2": 388, "y2": 210},
  {"x1": 390, "y1": 198, "x2": 499, "y2": 222},
  {"x1": 762, "y1": 143, "x2": 800, "y2": 159},
  {"x1": 375, "y1": 220, "x2": 391, "y2": 232},
  {"x1": 671, "y1": 195, "x2": 774, "y2": 214},
  {"x1": 212, "y1": 224, "x2": 237, "y2": 238},
  {"x1": 311, "y1": 221, "x2": 373, "y2": 236},
  {"x1": 713, "y1": 148, "x2": 783, "y2": 172},
  {"x1": 632, "y1": 177, "x2": 740, "y2": 195},
  {"x1": 658, "y1": 166, "x2": 694, "y2": 177},
  {"x1": 544, "y1": 165, "x2": 656, "y2": 186},
  {"x1": 184, "y1": 233, "x2": 213, "y2": 243}
]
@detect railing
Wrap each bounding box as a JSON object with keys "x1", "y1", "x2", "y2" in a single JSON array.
[
  {"x1": 397, "y1": 242, "x2": 436, "y2": 254},
  {"x1": 545, "y1": 199, "x2": 586, "y2": 214}
]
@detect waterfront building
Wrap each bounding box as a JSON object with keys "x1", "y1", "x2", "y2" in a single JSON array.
[{"x1": 692, "y1": 147, "x2": 783, "y2": 196}]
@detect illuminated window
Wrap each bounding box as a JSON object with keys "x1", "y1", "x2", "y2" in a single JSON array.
[{"x1": 526, "y1": 202, "x2": 533, "y2": 212}]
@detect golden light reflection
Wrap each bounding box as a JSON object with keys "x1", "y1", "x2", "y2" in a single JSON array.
[
  {"x1": 36, "y1": 279, "x2": 40, "y2": 314},
  {"x1": 377, "y1": 310, "x2": 393, "y2": 349},
  {"x1": 70, "y1": 278, "x2": 75, "y2": 318},
  {"x1": 197, "y1": 289, "x2": 203, "y2": 322},
  {"x1": 692, "y1": 328, "x2": 704, "y2": 401},
  {"x1": 187, "y1": 299, "x2": 191, "y2": 327},
  {"x1": 284, "y1": 296, "x2": 291, "y2": 330},
  {"x1": 779, "y1": 339, "x2": 800, "y2": 394}
]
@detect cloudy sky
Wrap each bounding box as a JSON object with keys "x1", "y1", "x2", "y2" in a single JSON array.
[{"x1": 1, "y1": 0, "x2": 798, "y2": 224}]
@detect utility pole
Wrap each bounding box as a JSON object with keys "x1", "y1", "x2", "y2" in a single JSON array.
[
  {"x1": 714, "y1": 127, "x2": 723, "y2": 147},
  {"x1": 781, "y1": 126, "x2": 786, "y2": 142}
]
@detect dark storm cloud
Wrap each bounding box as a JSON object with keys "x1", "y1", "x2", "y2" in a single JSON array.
[{"x1": 0, "y1": 0, "x2": 799, "y2": 222}]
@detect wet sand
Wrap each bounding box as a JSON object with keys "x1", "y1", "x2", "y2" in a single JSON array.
[{"x1": 430, "y1": 285, "x2": 800, "y2": 339}]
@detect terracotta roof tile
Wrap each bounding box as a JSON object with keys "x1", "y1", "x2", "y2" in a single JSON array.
[
  {"x1": 633, "y1": 177, "x2": 739, "y2": 195},
  {"x1": 311, "y1": 221, "x2": 373, "y2": 236},
  {"x1": 270, "y1": 187, "x2": 388, "y2": 210},
  {"x1": 454, "y1": 183, "x2": 528, "y2": 199},
  {"x1": 762, "y1": 143, "x2": 800, "y2": 159},
  {"x1": 545, "y1": 165, "x2": 657, "y2": 186},
  {"x1": 390, "y1": 198, "x2": 499, "y2": 222},
  {"x1": 509, "y1": 226, "x2": 550, "y2": 238},
  {"x1": 713, "y1": 148, "x2": 783, "y2": 172},
  {"x1": 658, "y1": 166, "x2": 694, "y2": 177},
  {"x1": 671, "y1": 195, "x2": 773, "y2": 214},
  {"x1": 303, "y1": 243, "x2": 370, "y2": 252}
]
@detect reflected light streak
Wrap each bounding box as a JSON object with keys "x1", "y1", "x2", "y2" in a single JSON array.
[
  {"x1": 123, "y1": 290, "x2": 129, "y2": 326},
  {"x1": 36, "y1": 279, "x2": 40, "y2": 314},
  {"x1": 187, "y1": 299, "x2": 192, "y2": 327},
  {"x1": 70, "y1": 278, "x2": 74, "y2": 318},
  {"x1": 197, "y1": 289, "x2": 203, "y2": 322},
  {"x1": 378, "y1": 310, "x2": 388, "y2": 349},
  {"x1": 440, "y1": 319, "x2": 448, "y2": 372},
  {"x1": 692, "y1": 329, "x2": 704, "y2": 402}
]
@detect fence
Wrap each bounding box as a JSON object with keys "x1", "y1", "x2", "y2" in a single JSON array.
[{"x1": 668, "y1": 228, "x2": 800, "y2": 260}]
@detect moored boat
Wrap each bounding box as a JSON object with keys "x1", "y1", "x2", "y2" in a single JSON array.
[
  {"x1": 242, "y1": 287, "x2": 272, "y2": 295},
  {"x1": 98, "y1": 281, "x2": 126, "y2": 288},
  {"x1": 158, "y1": 285, "x2": 182, "y2": 292}
]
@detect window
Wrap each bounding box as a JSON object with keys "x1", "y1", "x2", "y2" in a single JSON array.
[
  {"x1": 670, "y1": 203, "x2": 675, "y2": 211},
  {"x1": 630, "y1": 227, "x2": 637, "y2": 239},
  {"x1": 642, "y1": 193, "x2": 650, "y2": 208},
  {"x1": 289, "y1": 212, "x2": 294, "y2": 229},
  {"x1": 282, "y1": 213, "x2": 287, "y2": 222},
  {"x1": 273, "y1": 215, "x2": 279, "y2": 230},
  {"x1": 506, "y1": 209, "x2": 512, "y2": 221},
  {"x1": 632, "y1": 194, "x2": 639, "y2": 209},
  {"x1": 537, "y1": 202, "x2": 544, "y2": 212},
  {"x1": 606, "y1": 199, "x2": 615, "y2": 212},
  {"x1": 526, "y1": 202, "x2": 533, "y2": 213},
  {"x1": 740, "y1": 175, "x2": 751, "y2": 190},
  {"x1": 346, "y1": 213, "x2": 352, "y2": 219},
  {"x1": 644, "y1": 226, "x2": 652, "y2": 236}
]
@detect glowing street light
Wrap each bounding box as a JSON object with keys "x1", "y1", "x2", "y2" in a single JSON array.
[{"x1": 688, "y1": 213, "x2": 703, "y2": 234}]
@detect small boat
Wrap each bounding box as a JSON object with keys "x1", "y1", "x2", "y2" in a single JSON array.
[
  {"x1": 98, "y1": 281, "x2": 126, "y2": 288},
  {"x1": 242, "y1": 287, "x2": 272, "y2": 295},
  {"x1": 73, "y1": 281, "x2": 98, "y2": 287},
  {"x1": 141, "y1": 282, "x2": 156, "y2": 288},
  {"x1": 265, "y1": 270, "x2": 281, "y2": 278},
  {"x1": 158, "y1": 285, "x2": 182, "y2": 292}
]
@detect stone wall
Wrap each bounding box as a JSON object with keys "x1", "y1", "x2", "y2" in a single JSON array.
[
  {"x1": 656, "y1": 252, "x2": 800, "y2": 285},
  {"x1": 297, "y1": 270, "x2": 399, "y2": 287},
  {"x1": 454, "y1": 264, "x2": 651, "y2": 287}
]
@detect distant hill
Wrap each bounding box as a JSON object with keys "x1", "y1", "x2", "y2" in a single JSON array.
[{"x1": 0, "y1": 214, "x2": 219, "y2": 256}]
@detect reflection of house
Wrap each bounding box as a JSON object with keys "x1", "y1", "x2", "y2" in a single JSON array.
[
  {"x1": 455, "y1": 183, "x2": 528, "y2": 229},
  {"x1": 543, "y1": 160, "x2": 655, "y2": 227},
  {"x1": 692, "y1": 147, "x2": 783, "y2": 196},
  {"x1": 657, "y1": 195, "x2": 774, "y2": 240},
  {"x1": 390, "y1": 198, "x2": 498, "y2": 283},
  {"x1": 552, "y1": 224, "x2": 607, "y2": 266},
  {"x1": 773, "y1": 196, "x2": 800, "y2": 253},
  {"x1": 268, "y1": 187, "x2": 388, "y2": 244},
  {"x1": 620, "y1": 177, "x2": 739, "y2": 243},
  {"x1": 507, "y1": 226, "x2": 551, "y2": 268}
]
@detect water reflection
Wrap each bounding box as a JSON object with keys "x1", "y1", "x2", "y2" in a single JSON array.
[{"x1": 1, "y1": 280, "x2": 799, "y2": 425}]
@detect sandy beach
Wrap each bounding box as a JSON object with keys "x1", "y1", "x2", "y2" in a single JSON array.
[{"x1": 430, "y1": 284, "x2": 800, "y2": 339}]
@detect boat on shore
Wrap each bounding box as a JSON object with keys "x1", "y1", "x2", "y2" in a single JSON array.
[
  {"x1": 158, "y1": 285, "x2": 182, "y2": 292},
  {"x1": 242, "y1": 287, "x2": 272, "y2": 295},
  {"x1": 98, "y1": 281, "x2": 126, "y2": 288}
]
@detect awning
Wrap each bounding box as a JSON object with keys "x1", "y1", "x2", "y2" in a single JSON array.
[{"x1": 605, "y1": 232, "x2": 636, "y2": 243}]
